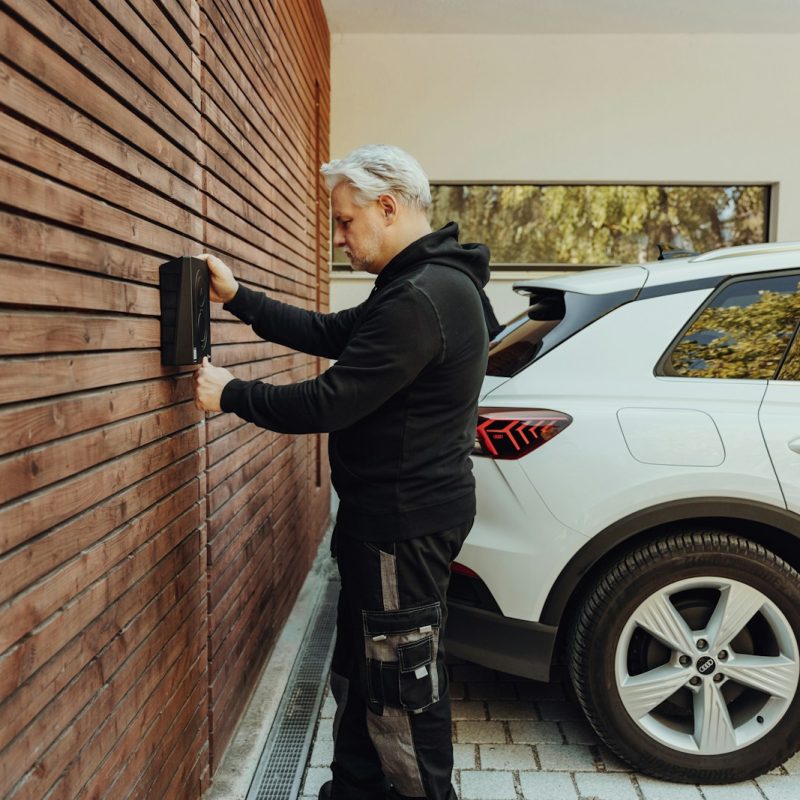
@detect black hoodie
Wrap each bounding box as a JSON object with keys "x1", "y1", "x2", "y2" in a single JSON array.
[{"x1": 220, "y1": 222, "x2": 495, "y2": 541}]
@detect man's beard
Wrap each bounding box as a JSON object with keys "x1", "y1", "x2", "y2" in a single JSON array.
[{"x1": 345, "y1": 245, "x2": 379, "y2": 273}]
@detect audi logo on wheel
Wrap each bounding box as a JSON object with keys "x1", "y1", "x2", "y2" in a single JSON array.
[{"x1": 696, "y1": 656, "x2": 716, "y2": 674}]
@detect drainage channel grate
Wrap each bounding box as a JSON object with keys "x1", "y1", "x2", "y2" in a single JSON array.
[{"x1": 246, "y1": 577, "x2": 339, "y2": 800}]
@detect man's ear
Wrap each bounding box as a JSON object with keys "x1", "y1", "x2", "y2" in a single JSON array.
[{"x1": 377, "y1": 194, "x2": 398, "y2": 224}]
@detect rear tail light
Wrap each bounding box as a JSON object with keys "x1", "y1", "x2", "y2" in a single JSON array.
[
  {"x1": 451, "y1": 561, "x2": 479, "y2": 578},
  {"x1": 473, "y1": 408, "x2": 572, "y2": 460},
  {"x1": 449, "y1": 561, "x2": 502, "y2": 612}
]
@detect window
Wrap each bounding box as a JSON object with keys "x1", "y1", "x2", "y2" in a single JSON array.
[
  {"x1": 331, "y1": 183, "x2": 771, "y2": 270},
  {"x1": 487, "y1": 287, "x2": 638, "y2": 377},
  {"x1": 429, "y1": 184, "x2": 770, "y2": 268},
  {"x1": 486, "y1": 306, "x2": 562, "y2": 378},
  {"x1": 666, "y1": 274, "x2": 800, "y2": 379}
]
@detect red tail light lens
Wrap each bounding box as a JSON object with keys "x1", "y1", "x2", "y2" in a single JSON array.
[
  {"x1": 451, "y1": 561, "x2": 479, "y2": 578},
  {"x1": 474, "y1": 409, "x2": 572, "y2": 460}
]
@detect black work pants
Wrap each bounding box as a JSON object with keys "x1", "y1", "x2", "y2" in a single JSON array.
[{"x1": 328, "y1": 521, "x2": 472, "y2": 800}]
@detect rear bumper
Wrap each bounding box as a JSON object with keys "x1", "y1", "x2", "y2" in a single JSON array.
[{"x1": 445, "y1": 600, "x2": 558, "y2": 682}]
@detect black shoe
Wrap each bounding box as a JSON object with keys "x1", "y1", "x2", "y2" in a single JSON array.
[
  {"x1": 320, "y1": 778, "x2": 393, "y2": 799},
  {"x1": 386, "y1": 785, "x2": 458, "y2": 800}
]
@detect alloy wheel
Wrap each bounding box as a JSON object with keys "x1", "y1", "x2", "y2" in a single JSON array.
[{"x1": 614, "y1": 576, "x2": 799, "y2": 755}]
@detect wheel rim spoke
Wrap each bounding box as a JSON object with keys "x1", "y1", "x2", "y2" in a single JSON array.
[
  {"x1": 615, "y1": 573, "x2": 799, "y2": 757},
  {"x1": 722, "y1": 654, "x2": 799, "y2": 699},
  {"x1": 619, "y1": 664, "x2": 691, "y2": 720},
  {"x1": 705, "y1": 582, "x2": 766, "y2": 650},
  {"x1": 631, "y1": 591, "x2": 696, "y2": 653},
  {"x1": 693, "y1": 682, "x2": 737, "y2": 753}
]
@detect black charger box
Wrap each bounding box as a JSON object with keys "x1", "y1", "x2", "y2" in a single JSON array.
[{"x1": 159, "y1": 256, "x2": 211, "y2": 365}]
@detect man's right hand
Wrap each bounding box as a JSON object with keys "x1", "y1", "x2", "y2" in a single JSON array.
[{"x1": 195, "y1": 253, "x2": 239, "y2": 304}]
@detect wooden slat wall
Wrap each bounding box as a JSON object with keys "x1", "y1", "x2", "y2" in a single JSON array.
[
  {"x1": 0, "y1": 0, "x2": 330, "y2": 796},
  {"x1": 199, "y1": 0, "x2": 331, "y2": 768}
]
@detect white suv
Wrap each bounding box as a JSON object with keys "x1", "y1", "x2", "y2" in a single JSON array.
[{"x1": 446, "y1": 242, "x2": 800, "y2": 783}]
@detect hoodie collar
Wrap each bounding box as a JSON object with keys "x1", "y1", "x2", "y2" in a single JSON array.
[{"x1": 374, "y1": 222, "x2": 491, "y2": 290}]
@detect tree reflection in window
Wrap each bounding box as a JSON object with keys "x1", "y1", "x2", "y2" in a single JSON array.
[
  {"x1": 429, "y1": 184, "x2": 769, "y2": 266},
  {"x1": 669, "y1": 276, "x2": 800, "y2": 379}
]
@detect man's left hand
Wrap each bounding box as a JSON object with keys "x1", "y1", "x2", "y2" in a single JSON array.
[{"x1": 194, "y1": 356, "x2": 235, "y2": 412}]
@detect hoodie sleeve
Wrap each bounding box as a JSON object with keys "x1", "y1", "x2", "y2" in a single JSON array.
[
  {"x1": 220, "y1": 283, "x2": 442, "y2": 433},
  {"x1": 223, "y1": 283, "x2": 366, "y2": 359}
]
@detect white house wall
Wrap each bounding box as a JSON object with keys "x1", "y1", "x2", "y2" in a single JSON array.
[{"x1": 328, "y1": 32, "x2": 800, "y2": 314}]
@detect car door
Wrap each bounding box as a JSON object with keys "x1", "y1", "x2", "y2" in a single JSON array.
[
  {"x1": 759, "y1": 281, "x2": 800, "y2": 513},
  {"x1": 652, "y1": 271, "x2": 800, "y2": 518}
]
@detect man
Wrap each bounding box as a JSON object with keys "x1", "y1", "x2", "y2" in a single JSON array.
[{"x1": 194, "y1": 144, "x2": 500, "y2": 800}]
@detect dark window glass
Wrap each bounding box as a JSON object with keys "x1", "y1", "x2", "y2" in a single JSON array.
[
  {"x1": 487, "y1": 287, "x2": 640, "y2": 378},
  {"x1": 487, "y1": 296, "x2": 564, "y2": 377},
  {"x1": 668, "y1": 274, "x2": 800, "y2": 379}
]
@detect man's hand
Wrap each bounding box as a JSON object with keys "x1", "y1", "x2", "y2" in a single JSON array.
[
  {"x1": 195, "y1": 253, "x2": 239, "y2": 303},
  {"x1": 194, "y1": 356, "x2": 235, "y2": 412}
]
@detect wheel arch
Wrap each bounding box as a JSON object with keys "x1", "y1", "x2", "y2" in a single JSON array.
[{"x1": 541, "y1": 498, "x2": 800, "y2": 634}]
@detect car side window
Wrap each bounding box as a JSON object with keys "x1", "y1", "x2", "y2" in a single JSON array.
[{"x1": 665, "y1": 273, "x2": 800, "y2": 379}]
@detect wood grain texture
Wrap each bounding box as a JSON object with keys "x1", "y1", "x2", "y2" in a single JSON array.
[{"x1": 0, "y1": 0, "x2": 330, "y2": 796}]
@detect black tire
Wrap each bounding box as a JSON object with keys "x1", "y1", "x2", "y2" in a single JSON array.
[{"x1": 568, "y1": 531, "x2": 800, "y2": 783}]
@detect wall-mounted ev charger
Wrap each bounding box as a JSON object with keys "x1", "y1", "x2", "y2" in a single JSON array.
[{"x1": 159, "y1": 256, "x2": 211, "y2": 366}]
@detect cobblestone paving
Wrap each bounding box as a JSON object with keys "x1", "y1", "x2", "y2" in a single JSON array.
[{"x1": 300, "y1": 661, "x2": 800, "y2": 800}]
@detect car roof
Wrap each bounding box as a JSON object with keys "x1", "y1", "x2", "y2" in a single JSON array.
[
  {"x1": 645, "y1": 242, "x2": 800, "y2": 288},
  {"x1": 513, "y1": 242, "x2": 800, "y2": 296},
  {"x1": 513, "y1": 265, "x2": 648, "y2": 295}
]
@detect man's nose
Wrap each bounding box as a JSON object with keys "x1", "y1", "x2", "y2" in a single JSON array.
[{"x1": 333, "y1": 228, "x2": 345, "y2": 248}]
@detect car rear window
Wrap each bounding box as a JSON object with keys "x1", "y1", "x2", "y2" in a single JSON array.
[
  {"x1": 487, "y1": 288, "x2": 637, "y2": 377},
  {"x1": 487, "y1": 293, "x2": 564, "y2": 377}
]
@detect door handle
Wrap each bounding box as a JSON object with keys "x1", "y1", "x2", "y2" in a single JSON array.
[{"x1": 789, "y1": 438, "x2": 800, "y2": 454}]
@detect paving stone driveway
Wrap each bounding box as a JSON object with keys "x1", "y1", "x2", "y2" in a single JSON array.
[{"x1": 300, "y1": 660, "x2": 800, "y2": 800}]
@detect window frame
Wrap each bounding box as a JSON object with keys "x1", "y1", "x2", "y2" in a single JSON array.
[
  {"x1": 330, "y1": 181, "x2": 775, "y2": 272},
  {"x1": 655, "y1": 269, "x2": 800, "y2": 381}
]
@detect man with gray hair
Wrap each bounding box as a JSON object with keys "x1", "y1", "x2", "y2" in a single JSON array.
[{"x1": 194, "y1": 144, "x2": 500, "y2": 800}]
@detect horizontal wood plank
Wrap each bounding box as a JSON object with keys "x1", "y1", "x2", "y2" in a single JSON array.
[
  {"x1": 0, "y1": 350, "x2": 185, "y2": 405},
  {"x1": 0, "y1": 401, "x2": 195, "y2": 504},
  {"x1": 0, "y1": 454, "x2": 200, "y2": 612},
  {"x1": 0, "y1": 260, "x2": 160, "y2": 316},
  {"x1": 0, "y1": 212, "x2": 164, "y2": 285},
  {"x1": 0, "y1": 0, "x2": 330, "y2": 794},
  {"x1": 80, "y1": 647, "x2": 207, "y2": 800},
  {"x1": 0, "y1": 11, "x2": 200, "y2": 184},
  {"x1": 2, "y1": 566, "x2": 203, "y2": 799},
  {"x1": 93, "y1": 0, "x2": 195, "y2": 99},
  {"x1": 0, "y1": 159, "x2": 201, "y2": 262},
  {"x1": 29, "y1": 599, "x2": 206, "y2": 800},
  {"x1": 0, "y1": 374, "x2": 194, "y2": 456},
  {"x1": 0, "y1": 111, "x2": 199, "y2": 236},
  {"x1": 0, "y1": 59, "x2": 201, "y2": 212},
  {"x1": 0, "y1": 425, "x2": 199, "y2": 554},
  {"x1": 6, "y1": 0, "x2": 197, "y2": 152},
  {"x1": 0, "y1": 310, "x2": 160, "y2": 356},
  {"x1": 0, "y1": 495, "x2": 200, "y2": 684},
  {"x1": 54, "y1": 0, "x2": 196, "y2": 113},
  {"x1": 0, "y1": 504, "x2": 201, "y2": 752}
]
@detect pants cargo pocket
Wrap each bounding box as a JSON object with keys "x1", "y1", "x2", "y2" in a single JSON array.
[
  {"x1": 363, "y1": 602, "x2": 442, "y2": 715},
  {"x1": 366, "y1": 657, "x2": 400, "y2": 710},
  {"x1": 397, "y1": 634, "x2": 434, "y2": 711}
]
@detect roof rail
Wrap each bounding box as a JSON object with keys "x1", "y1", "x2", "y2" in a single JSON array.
[{"x1": 691, "y1": 242, "x2": 800, "y2": 262}]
